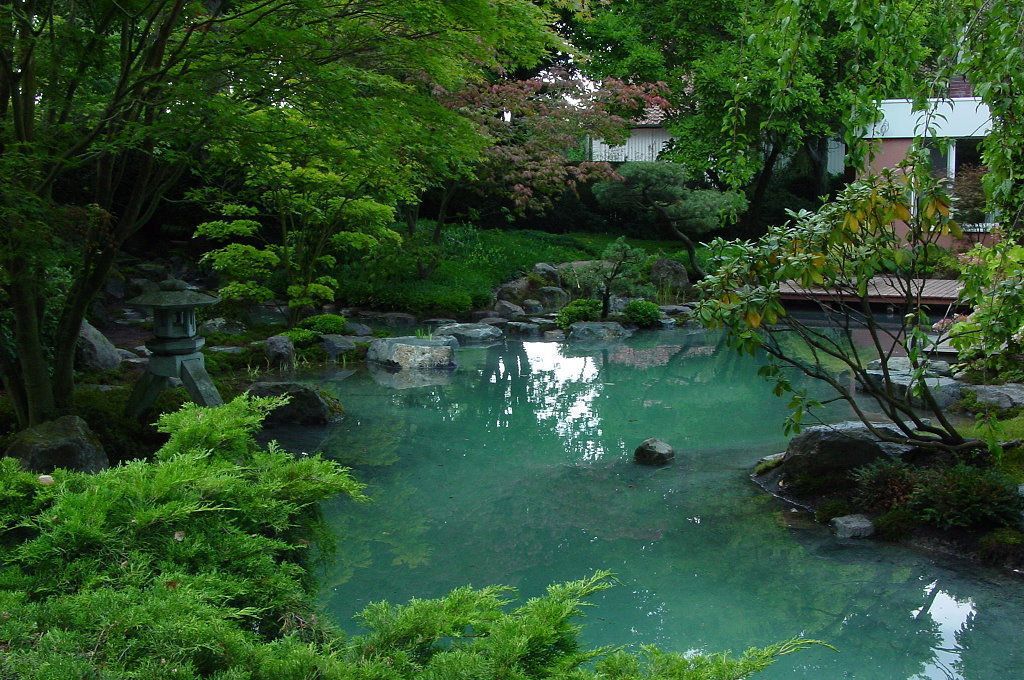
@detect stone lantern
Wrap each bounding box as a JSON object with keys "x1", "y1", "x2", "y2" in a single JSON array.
[{"x1": 124, "y1": 278, "x2": 224, "y2": 418}]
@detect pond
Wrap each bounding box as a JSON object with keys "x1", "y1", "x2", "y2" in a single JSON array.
[{"x1": 285, "y1": 328, "x2": 1024, "y2": 679}]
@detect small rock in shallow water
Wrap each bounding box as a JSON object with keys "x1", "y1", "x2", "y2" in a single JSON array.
[
  {"x1": 634, "y1": 438, "x2": 675, "y2": 465},
  {"x1": 831, "y1": 514, "x2": 875, "y2": 539}
]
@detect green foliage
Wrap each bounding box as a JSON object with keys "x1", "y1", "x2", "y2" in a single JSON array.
[
  {"x1": 281, "y1": 328, "x2": 321, "y2": 348},
  {"x1": 0, "y1": 398, "x2": 812, "y2": 678},
  {"x1": 910, "y1": 464, "x2": 1024, "y2": 530},
  {"x1": 814, "y1": 498, "x2": 853, "y2": 524},
  {"x1": 557, "y1": 299, "x2": 604, "y2": 330},
  {"x1": 623, "y1": 300, "x2": 662, "y2": 328},
  {"x1": 873, "y1": 507, "x2": 919, "y2": 542},
  {"x1": 300, "y1": 314, "x2": 348, "y2": 335},
  {"x1": 852, "y1": 460, "x2": 919, "y2": 513}
]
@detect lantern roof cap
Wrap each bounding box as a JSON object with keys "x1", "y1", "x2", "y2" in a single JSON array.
[{"x1": 127, "y1": 278, "x2": 220, "y2": 309}]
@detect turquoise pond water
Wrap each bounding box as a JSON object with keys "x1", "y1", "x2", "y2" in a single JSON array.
[{"x1": 281, "y1": 328, "x2": 1024, "y2": 679}]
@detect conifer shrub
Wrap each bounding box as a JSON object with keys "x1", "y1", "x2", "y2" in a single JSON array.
[
  {"x1": 0, "y1": 396, "x2": 814, "y2": 678},
  {"x1": 623, "y1": 300, "x2": 663, "y2": 328}
]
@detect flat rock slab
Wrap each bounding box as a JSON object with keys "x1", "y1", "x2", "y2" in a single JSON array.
[
  {"x1": 963, "y1": 383, "x2": 1024, "y2": 411},
  {"x1": 367, "y1": 337, "x2": 458, "y2": 370},
  {"x1": 659, "y1": 304, "x2": 693, "y2": 316},
  {"x1": 831, "y1": 514, "x2": 875, "y2": 539},
  {"x1": 568, "y1": 321, "x2": 633, "y2": 343},
  {"x1": 434, "y1": 323, "x2": 504, "y2": 345}
]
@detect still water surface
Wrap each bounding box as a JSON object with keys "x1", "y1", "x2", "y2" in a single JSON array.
[{"x1": 289, "y1": 328, "x2": 1024, "y2": 679}]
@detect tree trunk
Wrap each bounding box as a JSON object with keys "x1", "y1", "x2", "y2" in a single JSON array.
[
  {"x1": 739, "y1": 142, "x2": 784, "y2": 237},
  {"x1": 8, "y1": 271, "x2": 57, "y2": 426},
  {"x1": 403, "y1": 202, "x2": 419, "y2": 237},
  {"x1": 601, "y1": 286, "x2": 611, "y2": 319},
  {"x1": 433, "y1": 182, "x2": 456, "y2": 244},
  {"x1": 805, "y1": 136, "x2": 831, "y2": 198}
]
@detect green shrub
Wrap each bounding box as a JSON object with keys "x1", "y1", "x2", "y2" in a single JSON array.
[
  {"x1": 281, "y1": 327, "x2": 320, "y2": 347},
  {"x1": 300, "y1": 313, "x2": 348, "y2": 335},
  {"x1": 814, "y1": 498, "x2": 853, "y2": 524},
  {"x1": 910, "y1": 464, "x2": 1024, "y2": 529},
  {"x1": 978, "y1": 527, "x2": 1024, "y2": 562},
  {"x1": 622, "y1": 299, "x2": 662, "y2": 328},
  {"x1": 556, "y1": 298, "x2": 603, "y2": 330},
  {"x1": 874, "y1": 506, "x2": 919, "y2": 541},
  {"x1": 0, "y1": 396, "x2": 812, "y2": 678},
  {"x1": 852, "y1": 459, "x2": 919, "y2": 512}
]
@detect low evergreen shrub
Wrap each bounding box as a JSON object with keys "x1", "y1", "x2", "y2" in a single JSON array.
[
  {"x1": 873, "y1": 507, "x2": 919, "y2": 541},
  {"x1": 910, "y1": 464, "x2": 1024, "y2": 530},
  {"x1": 622, "y1": 300, "x2": 662, "y2": 328},
  {"x1": 814, "y1": 498, "x2": 853, "y2": 524},
  {"x1": 978, "y1": 527, "x2": 1024, "y2": 563},
  {"x1": 300, "y1": 313, "x2": 348, "y2": 335},
  {"x1": 556, "y1": 298, "x2": 603, "y2": 330},
  {"x1": 851, "y1": 459, "x2": 919, "y2": 512}
]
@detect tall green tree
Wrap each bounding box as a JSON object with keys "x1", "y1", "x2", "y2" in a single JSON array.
[{"x1": 0, "y1": 0, "x2": 558, "y2": 428}]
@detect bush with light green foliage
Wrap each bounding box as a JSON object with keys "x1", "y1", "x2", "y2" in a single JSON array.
[
  {"x1": 300, "y1": 313, "x2": 348, "y2": 335},
  {"x1": 557, "y1": 298, "x2": 603, "y2": 330},
  {"x1": 623, "y1": 300, "x2": 663, "y2": 328},
  {"x1": 0, "y1": 396, "x2": 816, "y2": 678}
]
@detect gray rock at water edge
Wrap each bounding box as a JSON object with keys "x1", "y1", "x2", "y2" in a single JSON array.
[
  {"x1": 505, "y1": 322, "x2": 541, "y2": 338},
  {"x1": 423, "y1": 318, "x2": 459, "y2": 329},
  {"x1": 199, "y1": 317, "x2": 247, "y2": 336},
  {"x1": 248, "y1": 381, "x2": 337, "y2": 427},
  {"x1": 537, "y1": 286, "x2": 571, "y2": 311},
  {"x1": 320, "y1": 334, "x2": 356, "y2": 359},
  {"x1": 434, "y1": 323, "x2": 504, "y2": 345},
  {"x1": 344, "y1": 321, "x2": 374, "y2": 337},
  {"x1": 634, "y1": 438, "x2": 675, "y2": 465},
  {"x1": 522, "y1": 299, "x2": 544, "y2": 315},
  {"x1": 208, "y1": 346, "x2": 245, "y2": 354},
  {"x1": 831, "y1": 514, "x2": 875, "y2": 539},
  {"x1": 75, "y1": 321, "x2": 122, "y2": 372},
  {"x1": 543, "y1": 330, "x2": 566, "y2": 341},
  {"x1": 650, "y1": 258, "x2": 690, "y2": 292},
  {"x1": 494, "y1": 300, "x2": 526, "y2": 319},
  {"x1": 528, "y1": 317, "x2": 560, "y2": 332},
  {"x1": 366, "y1": 336, "x2": 458, "y2": 370},
  {"x1": 781, "y1": 421, "x2": 914, "y2": 482},
  {"x1": 659, "y1": 304, "x2": 693, "y2": 317},
  {"x1": 532, "y1": 262, "x2": 561, "y2": 285},
  {"x1": 859, "y1": 371, "x2": 963, "y2": 409},
  {"x1": 381, "y1": 312, "x2": 416, "y2": 328},
  {"x1": 264, "y1": 335, "x2": 296, "y2": 367},
  {"x1": 480, "y1": 317, "x2": 509, "y2": 328},
  {"x1": 866, "y1": 356, "x2": 952, "y2": 377},
  {"x1": 963, "y1": 383, "x2": 1024, "y2": 411},
  {"x1": 568, "y1": 321, "x2": 633, "y2": 343},
  {"x1": 658, "y1": 318, "x2": 677, "y2": 329},
  {"x1": 5, "y1": 416, "x2": 109, "y2": 473},
  {"x1": 496, "y1": 277, "x2": 531, "y2": 303}
]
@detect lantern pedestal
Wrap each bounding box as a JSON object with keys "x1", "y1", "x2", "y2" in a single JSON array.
[{"x1": 124, "y1": 278, "x2": 224, "y2": 418}]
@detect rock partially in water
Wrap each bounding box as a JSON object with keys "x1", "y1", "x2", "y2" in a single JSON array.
[
  {"x1": 537, "y1": 286, "x2": 570, "y2": 311},
  {"x1": 781, "y1": 421, "x2": 914, "y2": 487},
  {"x1": 434, "y1": 323, "x2": 504, "y2": 345},
  {"x1": 75, "y1": 321, "x2": 121, "y2": 372},
  {"x1": 264, "y1": 335, "x2": 295, "y2": 368},
  {"x1": 494, "y1": 300, "x2": 525, "y2": 319},
  {"x1": 634, "y1": 438, "x2": 675, "y2": 465},
  {"x1": 344, "y1": 321, "x2": 374, "y2": 337},
  {"x1": 381, "y1": 312, "x2": 416, "y2": 328},
  {"x1": 832, "y1": 514, "x2": 875, "y2": 539},
  {"x1": 366, "y1": 336, "x2": 458, "y2": 370},
  {"x1": 5, "y1": 416, "x2": 109, "y2": 473},
  {"x1": 248, "y1": 381, "x2": 339, "y2": 427},
  {"x1": 963, "y1": 383, "x2": 1024, "y2": 411},
  {"x1": 423, "y1": 318, "x2": 458, "y2": 329},
  {"x1": 480, "y1": 317, "x2": 509, "y2": 328},
  {"x1": 320, "y1": 334, "x2": 358, "y2": 359},
  {"x1": 659, "y1": 304, "x2": 693, "y2": 317},
  {"x1": 528, "y1": 317, "x2": 559, "y2": 332},
  {"x1": 506, "y1": 322, "x2": 541, "y2": 338},
  {"x1": 568, "y1": 321, "x2": 633, "y2": 343}
]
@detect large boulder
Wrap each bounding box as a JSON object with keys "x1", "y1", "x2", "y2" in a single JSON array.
[
  {"x1": 496, "y1": 277, "x2": 531, "y2": 303},
  {"x1": 858, "y1": 371, "x2": 963, "y2": 409},
  {"x1": 75, "y1": 321, "x2": 121, "y2": 372},
  {"x1": 320, "y1": 334, "x2": 357, "y2": 360},
  {"x1": 831, "y1": 514, "x2": 875, "y2": 539},
  {"x1": 494, "y1": 300, "x2": 525, "y2": 319},
  {"x1": 963, "y1": 383, "x2": 1024, "y2": 411},
  {"x1": 5, "y1": 416, "x2": 109, "y2": 473},
  {"x1": 248, "y1": 381, "x2": 339, "y2": 427},
  {"x1": 434, "y1": 323, "x2": 504, "y2": 345},
  {"x1": 634, "y1": 438, "x2": 675, "y2": 465},
  {"x1": 537, "y1": 286, "x2": 570, "y2": 311},
  {"x1": 264, "y1": 335, "x2": 296, "y2": 367},
  {"x1": 568, "y1": 321, "x2": 633, "y2": 343},
  {"x1": 781, "y1": 421, "x2": 913, "y2": 484},
  {"x1": 366, "y1": 336, "x2": 458, "y2": 370},
  {"x1": 522, "y1": 299, "x2": 544, "y2": 315},
  {"x1": 650, "y1": 258, "x2": 690, "y2": 293},
  {"x1": 505, "y1": 322, "x2": 541, "y2": 338},
  {"x1": 532, "y1": 262, "x2": 561, "y2": 285},
  {"x1": 199, "y1": 317, "x2": 247, "y2": 336}
]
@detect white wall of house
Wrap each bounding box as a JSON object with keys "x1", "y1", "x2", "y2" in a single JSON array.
[
  {"x1": 865, "y1": 98, "x2": 992, "y2": 139},
  {"x1": 590, "y1": 127, "x2": 672, "y2": 162}
]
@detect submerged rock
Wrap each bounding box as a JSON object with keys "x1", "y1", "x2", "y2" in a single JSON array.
[
  {"x1": 634, "y1": 438, "x2": 675, "y2": 465},
  {"x1": 248, "y1": 381, "x2": 339, "y2": 427},
  {"x1": 367, "y1": 362, "x2": 455, "y2": 389},
  {"x1": 434, "y1": 323, "x2": 504, "y2": 345},
  {"x1": 75, "y1": 321, "x2": 121, "y2": 372},
  {"x1": 5, "y1": 416, "x2": 109, "y2": 473},
  {"x1": 366, "y1": 336, "x2": 458, "y2": 370},
  {"x1": 568, "y1": 321, "x2": 633, "y2": 343},
  {"x1": 831, "y1": 514, "x2": 875, "y2": 539}
]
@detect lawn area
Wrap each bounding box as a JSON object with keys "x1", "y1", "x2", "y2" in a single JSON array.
[{"x1": 334, "y1": 222, "x2": 708, "y2": 316}]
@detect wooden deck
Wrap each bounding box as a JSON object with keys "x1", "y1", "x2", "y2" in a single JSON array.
[{"x1": 779, "y1": 277, "x2": 963, "y2": 307}]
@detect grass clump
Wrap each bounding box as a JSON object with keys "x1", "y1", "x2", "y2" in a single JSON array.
[
  {"x1": 622, "y1": 299, "x2": 662, "y2": 328},
  {"x1": 556, "y1": 298, "x2": 603, "y2": 330}
]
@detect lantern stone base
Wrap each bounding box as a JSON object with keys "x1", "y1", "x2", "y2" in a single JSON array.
[{"x1": 125, "y1": 352, "x2": 224, "y2": 418}]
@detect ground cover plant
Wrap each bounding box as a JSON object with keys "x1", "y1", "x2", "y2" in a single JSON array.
[{"x1": 0, "y1": 396, "x2": 816, "y2": 679}]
